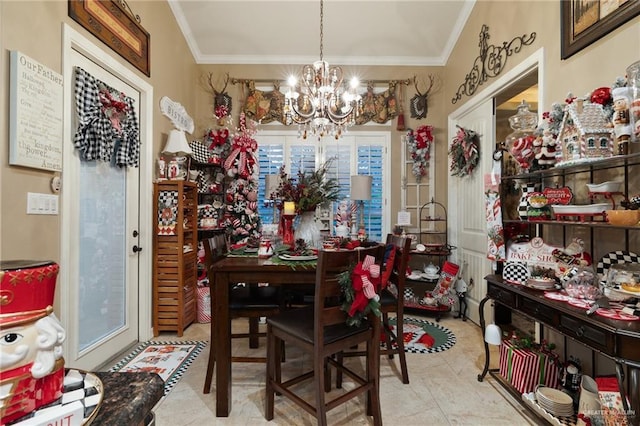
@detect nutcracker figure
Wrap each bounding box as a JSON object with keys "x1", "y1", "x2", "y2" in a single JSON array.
[{"x1": 0, "y1": 261, "x2": 66, "y2": 424}]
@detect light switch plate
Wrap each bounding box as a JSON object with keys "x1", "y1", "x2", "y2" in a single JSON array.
[{"x1": 27, "y1": 192, "x2": 59, "y2": 215}]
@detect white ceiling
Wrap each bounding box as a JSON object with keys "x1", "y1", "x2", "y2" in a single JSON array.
[{"x1": 168, "y1": 0, "x2": 476, "y2": 66}]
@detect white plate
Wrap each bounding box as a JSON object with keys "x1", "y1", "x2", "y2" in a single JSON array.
[
  {"x1": 422, "y1": 273, "x2": 440, "y2": 280},
  {"x1": 525, "y1": 283, "x2": 556, "y2": 291},
  {"x1": 407, "y1": 273, "x2": 422, "y2": 280},
  {"x1": 536, "y1": 386, "x2": 573, "y2": 405},
  {"x1": 551, "y1": 203, "x2": 610, "y2": 215},
  {"x1": 415, "y1": 243, "x2": 426, "y2": 252},
  {"x1": 278, "y1": 254, "x2": 318, "y2": 261},
  {"x1": 614, "y1": 286, "x2": 640, "y2": 296}
]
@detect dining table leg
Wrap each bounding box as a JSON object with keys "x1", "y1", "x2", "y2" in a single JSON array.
[{"x1": 215, "y1": 271, "x2": 231, "y2": 417}]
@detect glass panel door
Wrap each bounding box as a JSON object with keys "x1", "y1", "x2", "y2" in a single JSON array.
[
  {"x1": 78, "y1": 161, "x2": 128, "y2": 349},
  {"x1": 64, "y1": 47, "x2": 140, "y2": 369}
]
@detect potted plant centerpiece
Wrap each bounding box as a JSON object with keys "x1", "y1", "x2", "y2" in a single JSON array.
[{"x1": 275, "y1": 159, "x2": 341, "y2": 245}]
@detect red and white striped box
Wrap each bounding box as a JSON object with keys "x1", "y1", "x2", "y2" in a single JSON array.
[
  {"x1": 499, "y1": 340, "x2": 560, "y2": 394},
  {"x1": 196, "y1": 286, "x2": 211, "y2": 323}
]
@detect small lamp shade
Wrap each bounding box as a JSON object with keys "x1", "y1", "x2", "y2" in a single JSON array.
[
  {"x1": 350, "y1": 175, "x2": 372, "y2": 201},
  {"x1": 163, "y1": 129, "x2": 193, "y2": 155},
  {"x1": 265, "y1": 174, "x2": 281, "y2": 199},
  {"x1": 484, "y1": 323, "x2": 502, "y2": 346}
]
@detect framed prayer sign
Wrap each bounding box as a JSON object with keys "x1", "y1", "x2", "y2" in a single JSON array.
[{"x1": 68, "y1": 0, "x2": 150, "y2": 77}]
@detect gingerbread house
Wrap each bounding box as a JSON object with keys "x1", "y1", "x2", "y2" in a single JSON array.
[{"x1": 557, "y1": 100, "x2": 614, "y2": 163}]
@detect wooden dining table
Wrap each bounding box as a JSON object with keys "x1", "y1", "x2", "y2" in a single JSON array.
[{"x1": 210, "y1": 255, "x2": 317, "y2": 417}]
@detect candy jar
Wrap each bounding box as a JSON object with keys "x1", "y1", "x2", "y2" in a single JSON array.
[
  {"x1": 626, "y1": 60, "x2": 640, "y2": 143},
  {"x1": 506, "y1": 100, "x2": 538, "y2": 174}
]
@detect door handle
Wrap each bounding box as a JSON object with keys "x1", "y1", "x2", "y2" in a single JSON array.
[
  {"x1": 132, "y1": 245, "x2": 143, "y2": 253},
  {"x1": 132, "y1": 230, "x2": 139, "y2": 237}
]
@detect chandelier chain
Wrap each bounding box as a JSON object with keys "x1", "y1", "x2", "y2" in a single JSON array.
[
  {"x1": 319, "y1": 0, "x2": 324, "y2": 61},
  {"x1": 283, "y1": 0, "x2": 362, "y2": 140}
]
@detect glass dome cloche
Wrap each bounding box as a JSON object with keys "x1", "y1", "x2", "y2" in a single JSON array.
[{"x1": 506, "y1": 100, "x2": 539, "y2": 174}]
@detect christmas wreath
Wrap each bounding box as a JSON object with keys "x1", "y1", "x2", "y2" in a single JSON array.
[
  {"x1": 449, "y1": 125, "x2": 480, "y2": 177},
  {"x1": 338, "y1": 255, "x2": 382, "y2": 327},
  {"x1": 405, "y1": 125, "x2": 433, "y2": 181}
]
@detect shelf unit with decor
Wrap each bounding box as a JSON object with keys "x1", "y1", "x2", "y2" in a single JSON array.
[
  {"x1": 191, "y1": 162, "x2": 226, "y2": 230},
  {"x1": 153, "y1": 180, "x2": 198, "y2": 336},
  {"x1": 405, "y1": 199, "x2": 454, "y2": 321},
  {"x1": 479, "y1": 153, "x2": 640, "y2": 426}
]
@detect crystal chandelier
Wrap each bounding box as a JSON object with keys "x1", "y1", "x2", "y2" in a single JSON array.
[{"x1": 284, "y1": 0, "x2": 362, "y2": 140}]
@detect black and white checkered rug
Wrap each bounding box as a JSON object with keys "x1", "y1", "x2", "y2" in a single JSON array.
[
  {"x1": 385, "y1": 317, "x2": 456, "y2": 354},
  {"x1": 109, "y1": 341, "x2": 206, "y2": 396}
]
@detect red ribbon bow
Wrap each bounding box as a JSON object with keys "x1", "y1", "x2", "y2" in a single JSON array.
[
  {"x1": 208, "y1": 129, "x2": 229, "y2": 150},
  {"x1": 348, "y1": 255, "x2": 381, "y2": 317}
]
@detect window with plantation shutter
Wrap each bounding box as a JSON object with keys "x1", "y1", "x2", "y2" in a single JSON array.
[
  {"x1": 257, "y1": 141, "x2": 284, "y2": 224},
  {"x1": 255, "y1": 131, "x2": 389, "y2": 241},
  {"x1": 357, "y1": 144, "x2": 384, "y2": 242}
]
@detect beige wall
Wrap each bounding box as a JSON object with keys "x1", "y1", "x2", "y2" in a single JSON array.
[
  {"x1": 0, "y1": 0, "x2": 198, "y2": 262},
  {"x1": 1, "y1": 0, "x2": 638, "y2": 263},
  {"x1": 191, "y1": 64, "x2": 445, "y2": 222},
  {"x1": 442, "y1": 0, "x2": 638, "y2": 222},
  {"x1": 443, "y1": 1, "x2": 639, "y2": 121}
]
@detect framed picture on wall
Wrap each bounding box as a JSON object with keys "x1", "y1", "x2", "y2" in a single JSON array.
[
  {"x1": 561, "y1": 0, "x2": 640, "y2": 59},
  {"x1": 68, "y1": 0, "x2": 150, "y2": 76}
]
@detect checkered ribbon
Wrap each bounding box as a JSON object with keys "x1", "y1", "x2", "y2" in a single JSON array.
[
  {"x1": 73, "y1": 67, "x2": 140, "y2": 167},
  {"x1": 189, "y1": 141, "x2": 212, "y2": 164}
]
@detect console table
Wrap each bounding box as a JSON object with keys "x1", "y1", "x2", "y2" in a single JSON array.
[{"x1": 478, "y1": 274, "x2": 640, "y2": 426}]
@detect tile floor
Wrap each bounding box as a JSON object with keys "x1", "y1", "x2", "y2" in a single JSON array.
[{"x1": 145, "y1": 315, "x2": 539, "y2": 425}]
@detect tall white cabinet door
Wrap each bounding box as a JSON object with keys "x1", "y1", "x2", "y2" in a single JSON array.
[{"x1": 448, "y1": 98, "x2": 495, "y2": 324}]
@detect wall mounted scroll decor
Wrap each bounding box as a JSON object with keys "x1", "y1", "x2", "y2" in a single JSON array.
[
  {"x1": 561, "y1": 0, "x2": 640, "y2": 60},
  {"x1": 69, "y1": 0, "x2": 150, "y2": 77},
  {"x1": 451, "y1": 25, "x2": 536, "y2": 105}
]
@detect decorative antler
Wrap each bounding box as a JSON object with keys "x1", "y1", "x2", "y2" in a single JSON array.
[
  {"x1": 409, "y1": 75, "x2": 435, "y2": 120},
  {"x1": 207, "y1": 72, "x2": 230, "y2": 96},
  {"x1": 207, "y1": 72, "x2": 233, "y2": 118},
  {"x1": 413, "y1": 75, "x2": 434, "y2": 97}
]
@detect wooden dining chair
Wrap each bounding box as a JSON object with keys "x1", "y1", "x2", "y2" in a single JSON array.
[
  {"x1": 336, "y1": 234, "x2": 411, "y2": 385},
  {"x1": 202, "y1": 233, "x2": 284, "y2": 394},
  {"x1": 379, "y1": 234, "x2": 411, "y2": 383},
  {"x1": 265, "y1": 245, "x2": 385, "y2": 426}
]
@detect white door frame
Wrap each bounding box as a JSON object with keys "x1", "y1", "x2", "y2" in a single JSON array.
[
  {"x1": 448, "y1": 47, "x2": 545, "y2": 324},
  {"x1": 60, "y1": 24, "x2": 154, "y2": 365}
]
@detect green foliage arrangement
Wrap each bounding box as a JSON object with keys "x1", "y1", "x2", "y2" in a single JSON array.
[{"x1": 275, "y1": 158, "x2": 341, "y2": 213}]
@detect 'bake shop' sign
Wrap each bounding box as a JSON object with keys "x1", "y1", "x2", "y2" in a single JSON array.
[{"x1": 507, "y1": 237, "x2": 561, "y2": 272}]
